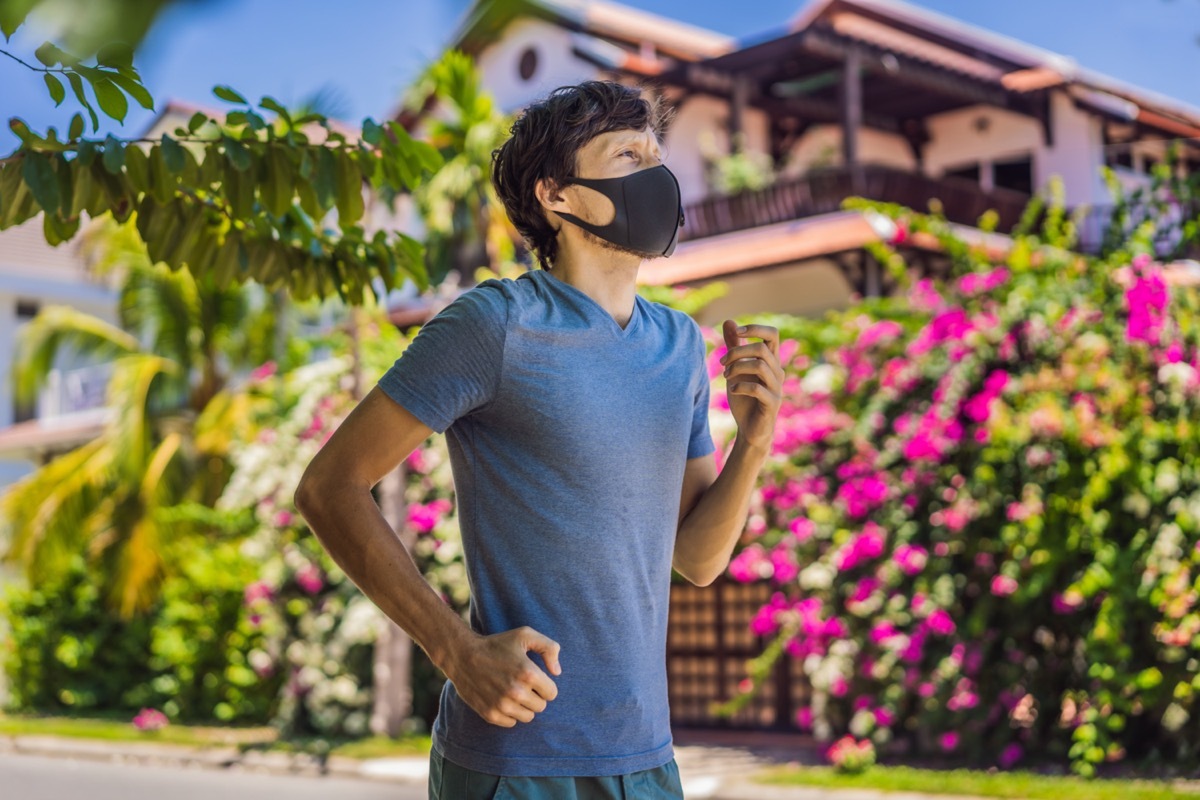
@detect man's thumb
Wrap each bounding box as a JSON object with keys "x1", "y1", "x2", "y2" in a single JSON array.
[
  {"x1": 525, "y1": 630, "x2": 562, "y2": 676},
  {"x1": 722, "y1": 319, "x2": 741, "y2": 350}
]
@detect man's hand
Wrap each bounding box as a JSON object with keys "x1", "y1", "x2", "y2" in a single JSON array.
[
  {"x1": 445, "y1": 626, "x2": 562, "y2": 728},
  {"x1": 720, "y1": 320, "x2": 784, "y2": 452}
]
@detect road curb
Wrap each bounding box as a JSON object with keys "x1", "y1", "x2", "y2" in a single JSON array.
[{"x1": 0, "y1": 733, "x2": 429, "y2": 784}]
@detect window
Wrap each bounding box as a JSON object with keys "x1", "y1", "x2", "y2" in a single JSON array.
[
  {"x1": 518, "y1": 46, "x2": 538, "y2": 82},
  {"x1": 993, "y1": 156, "x2": 1033, "y2": 195},
  {"x1": 14, "y1": 298, "x2": 40, "y2": 423}
]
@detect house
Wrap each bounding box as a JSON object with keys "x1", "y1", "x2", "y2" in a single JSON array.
[
  {"x1": 0, "y1": 221, "x2": 119, "y2": 492},
  {"x1": 429, "y1": 0, "x2": 1200, "y2": 730},
  {"x1": 437, "y1": 0, "x2": 1200, "y2": 327}
]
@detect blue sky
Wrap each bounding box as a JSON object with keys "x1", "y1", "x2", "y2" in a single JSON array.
[{"x1": 2, "y1": 0, "x2": 1199, "y2": 154}]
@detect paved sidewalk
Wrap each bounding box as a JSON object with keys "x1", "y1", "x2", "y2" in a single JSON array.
[{"x1": 0, "y1": 727, "x2": 991, "y2": 800}]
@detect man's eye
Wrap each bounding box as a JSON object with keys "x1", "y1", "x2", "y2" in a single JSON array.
[{"x1": 619, "y1": 150, "x2": 636, "y2": 158}]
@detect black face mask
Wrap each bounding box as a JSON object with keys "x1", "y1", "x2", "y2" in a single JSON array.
[{"x1": 553, "y1": 164, "x2": 686, "y2": 258}]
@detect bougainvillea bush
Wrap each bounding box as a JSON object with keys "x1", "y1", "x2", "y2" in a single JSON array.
[{"x1": 715, "y1": 189, "x2": 1200, "y2": 776}]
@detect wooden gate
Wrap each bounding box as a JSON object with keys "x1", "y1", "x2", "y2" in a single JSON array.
[{"x1": 666, "y1": 576, "x2": 807, "y2": 729}]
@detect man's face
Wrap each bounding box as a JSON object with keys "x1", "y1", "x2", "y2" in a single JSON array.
[{"x1": 559, "y1": 126, "x2": 667, "y2": 260}]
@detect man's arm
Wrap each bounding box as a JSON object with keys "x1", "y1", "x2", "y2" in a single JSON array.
[
  {"x1": 673, "y1": 321, "x2": 782, "y2": 586},
  {"x1": 295, "y1": 386, "x2": 561, "y2": 728}
]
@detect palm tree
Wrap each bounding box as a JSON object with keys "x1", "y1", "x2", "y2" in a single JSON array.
[
  {"x1": 1, "y1": 215, "x2": 283, "y2": 619},
  {"x1": 403, "y1": 50, "x2": 521, "y2": 284}
]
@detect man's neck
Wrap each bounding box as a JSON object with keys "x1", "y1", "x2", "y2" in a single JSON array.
[{"x1": 549, "y1": 243, "x2": 642, "y2": 329}]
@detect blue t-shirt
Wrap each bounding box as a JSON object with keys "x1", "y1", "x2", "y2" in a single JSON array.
[{"x1": 377, "y1": 266, "x2": 715, "y2": 777}]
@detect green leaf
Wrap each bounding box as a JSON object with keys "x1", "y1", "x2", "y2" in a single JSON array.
[
  {"x1": 65, "y1": 72, "x2": 99, "y2": 132},
  {"x1": 76, "y1": 139, "x2": 98, "y2": 167},
  {"x1": 21, "y1": 151, "x2": 59, "y2": 216},
  {"x1": 187, "y1": 111, "x2": 209, "y2": 133},
  {"x1": 334, "y1": 150, "x2": 364, "y2": 227},
  {"x1": 223, "y1": 137, "x2": 251, "y2": 172},
  {"x1": 43, "y1": 203, "x2": 80, "y2": 244},
  {"x1": 258, "y1": 96, "x2": 291, "y2": 124},
  {"x1": 106, "y1": 70, "x2": 154, "y2": 111},
  {"x1": 160, "y1": 134, "x2": 186, "y2": 176},
  {"x1": 65, "y1": 156, "x2": 93, "y2": 216},
  {"x1": 313, "y1": 146, "x2": 336, "y2": 211},
  {"x1": 123, "y1": 144, "x2": 150, "y2": 189},
  {"x1": 43, "y1": 73, "x2": 65, "y2": 106},
  {"x1": 102, "y1": 134, "x2": 125, "y2": 175},
  {"x1": 261, "y1": 146, "x2": 294, "y2": 217},
  {"x1": 8, "y1": 117, "x2": 34, "y2": 143},
  {"x1": 147, "y1": 146, "x2": 174, "y2": 203},
  {"x1": 67, "y1": 113, "x2": 84, "y2": 141},
  {"x1": 95, "y1": 42, "x2": 134, "y2": 69},
  {"x1": 92, "y1": 78, "x2": 128, "y2": 123},
  {"x1": 362, "y1": 118, "x2": 383, "y2": 146},
  {"x1": 33, "y1": 41, "x2": 61, "y2": 67},
  {"x1": 213, "y1": 85, "x2": 247, "y2": 104},
  {"x1": 222, "y1": 159, "x2": 253, "y2": 219}
]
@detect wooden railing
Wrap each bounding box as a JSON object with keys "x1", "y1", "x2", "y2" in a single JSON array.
[{"x1": 680, "y1": 164, "x2": 1032, "y2": 242}]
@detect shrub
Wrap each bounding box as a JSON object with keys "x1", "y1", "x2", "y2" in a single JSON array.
[{"x1": 715, "y1": 173, "x2": 1200, "y2": 776}]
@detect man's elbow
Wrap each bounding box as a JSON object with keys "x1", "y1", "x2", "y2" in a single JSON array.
[
  {"x1": 294, "y1": 471, "x2": 325, "y2": 517},
  {"x1": 673, "y1": 557, "x2": 725, "y2": 588}
]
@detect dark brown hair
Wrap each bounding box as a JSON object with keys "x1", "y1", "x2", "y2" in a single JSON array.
[{"x1": 490, "y1": 80, "x2": 671, "y2": 270}]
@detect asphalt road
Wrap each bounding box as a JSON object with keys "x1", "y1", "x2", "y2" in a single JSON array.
[{"x1": 0, "y1": 752, "x2": 429, "y2": 800}]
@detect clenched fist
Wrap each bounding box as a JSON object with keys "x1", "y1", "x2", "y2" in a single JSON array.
[{"x1": 444, "y1": 625, "x2": 562, "y2": 728}]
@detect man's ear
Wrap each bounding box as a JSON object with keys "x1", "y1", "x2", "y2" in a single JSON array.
[{"x1": 535, "y1": 176, "x2": 571, "y2": 224}]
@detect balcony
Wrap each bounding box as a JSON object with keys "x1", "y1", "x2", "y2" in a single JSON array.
[{"x1": 680, "y1": 163, "x2": 1031, "y2": 243}]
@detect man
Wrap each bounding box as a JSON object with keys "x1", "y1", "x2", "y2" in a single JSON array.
[{"x1": 295, "y1": 80, "x2": 783, "y2": 799}]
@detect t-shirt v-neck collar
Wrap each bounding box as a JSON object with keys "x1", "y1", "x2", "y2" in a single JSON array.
[{"x1": 534, "y1": 268, "x2": 643, "y2": 338}]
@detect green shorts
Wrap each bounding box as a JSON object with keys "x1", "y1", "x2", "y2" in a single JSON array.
[{"x1": 427, "y1": 746, "x2": 685, "y2": 799}]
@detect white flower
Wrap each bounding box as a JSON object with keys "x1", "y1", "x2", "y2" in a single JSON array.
[
  {"x1": 799, "y1": 561, "x2": 834, "y2": 591},
  {"x1": 1163, "y1": 702, "x2": 1190, "y2": 732},
  {"x1": 801, "y1": 364, "x2": 836, "y2": 395}
]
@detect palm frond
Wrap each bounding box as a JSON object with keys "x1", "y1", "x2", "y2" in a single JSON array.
[
  {"x1": 0, "y1": 436, "x2": 114, "y2": 578},
  {"x1": 104, "y1": 353, "x2": 181, "y2": 481},
  {"x1": 11, "y1": 306, "x2": 140, "y2": 407}
]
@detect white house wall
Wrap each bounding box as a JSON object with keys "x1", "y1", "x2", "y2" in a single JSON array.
[
  {"x1": 664, "y1": 95, "x2": 771, "y2": 205},
  {"x1": 475, "y1": 19, "x2": 602, "y2": 114},
  {"x1": 784, "y1": 123, "x2": 918, "y2": 175}
]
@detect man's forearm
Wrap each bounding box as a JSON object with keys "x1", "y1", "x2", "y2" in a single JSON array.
[
  {"x1": 295, "y1": 482, "x2": 475, "y2": 673},
  {"x1": 674, "y1": 436, "x2": 770, "y2": 586}
]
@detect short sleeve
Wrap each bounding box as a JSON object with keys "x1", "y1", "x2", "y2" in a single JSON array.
[
  {"x1": 377, "y1": 280, "x2": 508, "y2": 434},
  {"x1": 687, "y1": 322, "x2": 716, "y2": 459}
]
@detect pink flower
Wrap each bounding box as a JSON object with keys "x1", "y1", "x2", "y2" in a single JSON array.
[
  {"x1": 250, "y1": 361, "x2": 277, "y2": 382},
  {"x1": 940, "y1": 731, "x2": 959, "y2": 752},
  {"x1": 1052, "y1": 591, "x2": 1085, "y2": 614},
  {"x1": 243, "y1": 580, "x2": 274, "y2": 606},
  {"x1": 991, "y1": 575, "x2": 1018, "y2": 597},
  {"x1": 835, "y1": 522, "x2": 887, "y2": 571},
  {"x1": 406, "y1": 498, "x2": 452, "y2": 534},
  {"x1": 729, "y1": 543, "x2": 771, "y2": 583},
  {"x1": 837, "y1": 473, "x2": 890, "y2": 519},
  {"x1": 925, "y1": 608, "x2": 957, "y2": 636},
  {"x1": 769, "y1": 542, "x2": 800, "y2": 584},
  {"x1": 1125, "y1": 264, "x2": 1168, "y2": 345},
  {"x1": 132, "y1": 708, "x2": 169, "y2": 731},
  {"x1": 273, "y1": 510, "x2": 293, "y2": 528},
  {"x1": 892, "y1": 544, "x2": 928, "y2": 576},
  {"x1": 869, "y1": 621, "x2": 900, "y2": 645},
  {"x1": 796, "y1": 706, "x2": 813, "y2": 730},
  {"x1": 831, "y1": 676, "x2": 849, "y2": 697},
  {"x1": 999, "y1": 743, "x2": 1023, "y2": 768},
  {"x1": 405, "y1": 448, "x2": 428, "y2": 472},
  {"x1": 295, "y1": 563, "x2": 324, "y2": 595},
  {"x1": 789, "y1": 517, "x2": 816, "y2": 543},
  {"x1": 873, "y1": 707, "x2": 894, "y2": 727}
]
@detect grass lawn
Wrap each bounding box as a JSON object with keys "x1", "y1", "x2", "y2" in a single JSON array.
[
  {"x1": 0, "y1": 712, "x2": 431, "y2": 759},
  {"x1": 754, "y1": 764, "x2": 1200, "y2": 799}
]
